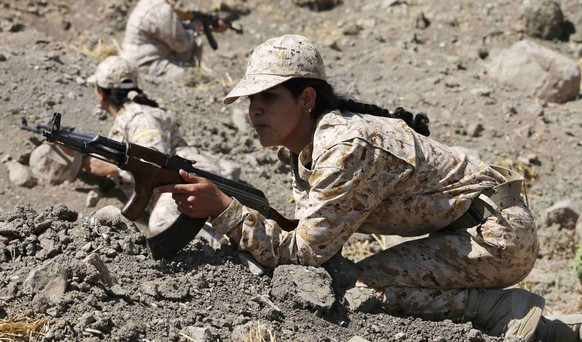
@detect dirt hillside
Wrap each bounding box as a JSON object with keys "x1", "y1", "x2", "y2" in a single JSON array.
[{"x1": 0, "y1": 0, "x2": 581, "y2": 341}]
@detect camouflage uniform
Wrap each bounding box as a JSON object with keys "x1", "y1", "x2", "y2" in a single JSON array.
[
  {"x1": 121, "y1": 0, "x2": 202, "y2": 80},
  {"x1": 210, "y1": 109, "x2": 538, "y2": 319}
]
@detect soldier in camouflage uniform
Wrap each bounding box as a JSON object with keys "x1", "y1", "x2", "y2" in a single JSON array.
[
  {"x1": 155, "y1": 35, "x2": 582, "y2": 341},
  {"x1": 84, "y1": 56, "x2": 239, "y2": 236},
  {"x1": 121, "y1": 0, "x2": 227, "y2": 81}
]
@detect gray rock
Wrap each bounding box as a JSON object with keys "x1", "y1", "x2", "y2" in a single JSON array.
[
  {"x1": 38, "y1": 235, "x2": 60, "y2": 258},
  {"x1": 348, "y1": 337, "x2": 371, "y2": 342},
  {"x1": 85, "y1": 190, "x2": 101, "y2": 208},
  {"x1": 486, "y1": 40, "x2": 580, "y2": 103},
  {"x1": 181, "y1": 326, "x2": 215, "y2": 342},
  {"x1": 521, "y1": 0, "x2": 564, "y2": 40},
  {"x1": 84, "y1": 253, "x2": 117, "y2": 287},
  {"x1": 7, "y1": 161, "x2": 37, "y2": 188},
  {"x1": 544, "y1": 199, "x2": 580, "y2": 230},
  {"x1": 271, "y1": 264, "x2": 336, "y2": 312},
  {"x1": 24, "y1": 261, "x2": 68, "y2": 303},
  {"x1": 343, "y1": 287, "x2": 383, "y2": 313},
  {"x1": 90, "y1": 205, "x2": 129, "y2": 229}
]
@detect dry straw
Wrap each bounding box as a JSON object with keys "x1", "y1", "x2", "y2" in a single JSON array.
[
  {"x1": 246, "y1": 320, "x2": 277, "y2": 342},
  {"x1": 76, "y1": 38, "x2": 120, "y2": 59},
  {"x1": 0, "y1": 316, "x2": 48, "y2": 341},
  {"x1": 493, "y1": 157, "x2": 538, "y2": 188}
]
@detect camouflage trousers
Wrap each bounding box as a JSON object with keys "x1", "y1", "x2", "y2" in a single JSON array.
[
  {"x1": 148, "y1": 146, "x2": 241, "y2": 237},
  {"x1": 355, "y1": 201, "x2": 538, "y2": 320},
  {"x1": 139, "y1": 37, "x2": 203, "y2": 81}
]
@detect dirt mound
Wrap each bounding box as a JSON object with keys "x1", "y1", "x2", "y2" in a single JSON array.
[
  {"x1": 0, "y1": 204, "x2": 503, "y2": 341},
  {"x1": 1, "y1": 0, "x2": 581, "y2": 340}
]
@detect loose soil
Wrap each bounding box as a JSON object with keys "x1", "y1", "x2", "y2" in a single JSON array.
[{"x1": 0, "y1": 0, "x2": 581, "y2": 341}]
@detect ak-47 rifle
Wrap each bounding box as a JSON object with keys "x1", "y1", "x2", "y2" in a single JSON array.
[
  {"x1": 176, "y1": 10, "x2": 243, "y2": 50},
  {"x1": 40, "y1": 113, "x2": 298, "y2": 260}
]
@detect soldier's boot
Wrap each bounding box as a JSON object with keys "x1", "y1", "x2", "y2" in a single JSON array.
[
  {"x1": 463, "y1": 288, "x2": 545, "y2": 341},
  {"x1": 535, "y1": 314, "x2": 582, "y2": 342}
]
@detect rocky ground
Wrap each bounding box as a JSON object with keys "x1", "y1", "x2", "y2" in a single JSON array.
[{"x1": 0, "y1": 0, "x2": 581, "y2": 341}]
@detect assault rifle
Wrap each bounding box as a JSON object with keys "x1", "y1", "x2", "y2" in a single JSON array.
[
  {"x1": 176, "y1": 10, "x2": 243, "y2": 50},
  {"x1": 41, "y1": 113, "x2": 298, "y2": 260}
]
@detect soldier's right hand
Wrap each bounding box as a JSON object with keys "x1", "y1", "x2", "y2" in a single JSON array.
[{"x1": 154, "y1": 169, "x2": 233, "y2": 219}]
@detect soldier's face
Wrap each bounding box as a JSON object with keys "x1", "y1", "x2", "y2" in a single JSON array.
[{"x1": 248, "y1": 85, "x2": 313, "y2": 153}]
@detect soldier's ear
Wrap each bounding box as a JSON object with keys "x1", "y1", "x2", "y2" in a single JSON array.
[
  {"x1": 301, "y1": 87, "x2": 316, "y2": 113},
  {"x1": 95, "y1": 87, "x2": 106, "y2": 101}
]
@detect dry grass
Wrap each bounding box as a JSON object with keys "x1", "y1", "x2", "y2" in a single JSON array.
[
  {"x1": 0, "y1": 316, "x2": 48, "y2": 342},
  {"x1": 493, "y1": 157, "x2": 538, "y2": 188},
  {"x1": 246, "y1": 320, "x2": 277, "y2": 342},
  {"x1": 517, "y1": 281, "x2": 533, "y2": 292},
  {"x1": 342, "y1": 239, "x2": 375, "y2": 262},
  {"x1": 75, "y1": 38, "x2": 120, "y2": 59},
  {"x1": 573, "y1": 243, "x2": 582, "y2": 283}
]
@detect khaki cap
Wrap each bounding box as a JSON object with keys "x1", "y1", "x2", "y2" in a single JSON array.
[
  {"x1": 87, "y1": 56, "x2": 138, "y2": 89},
  {"x1": 224, "y1": 34, "x2": 326, "y2": 105}
]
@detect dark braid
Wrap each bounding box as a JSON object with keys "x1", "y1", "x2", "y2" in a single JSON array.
[
  {"x1": 282, "y1": 78, "x2": 430, "y2": 136},
  {"x1": 98, "y1": 85, "x2": 159, "y2": 108}
]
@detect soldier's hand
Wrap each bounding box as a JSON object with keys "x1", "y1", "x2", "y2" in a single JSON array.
[
  {"x1": 213, "y1": 19, "x2": 228, "y2": 33},
  {"x1": 154, "y1": 169, "x2": 233, "y2": 218},
  {"x1": 83, "y1": 156, "x2": 119, "y2": 177}
]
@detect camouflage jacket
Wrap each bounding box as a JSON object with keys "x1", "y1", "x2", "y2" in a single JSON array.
[
  {"x1": 109, "y1": 101, "x2": 185, "y2": 184},
  {"x1": 122, "y1": 0, "x2": 196, "y2": 66},
  {"x1": 211, "y1": 110, "x2": 509, "y2": 267}
]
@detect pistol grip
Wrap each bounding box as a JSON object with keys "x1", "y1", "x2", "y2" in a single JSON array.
[
  {"x1": 203, "y1": 24, "x2": 218, "y2": 50},
  {"x1": 121, "y1": 182, "x2": 153, "y2": 221}
]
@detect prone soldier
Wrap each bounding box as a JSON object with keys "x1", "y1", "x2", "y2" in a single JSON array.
[{"x1": 30, "y1": 56, "x2": 240, "y2": 238}]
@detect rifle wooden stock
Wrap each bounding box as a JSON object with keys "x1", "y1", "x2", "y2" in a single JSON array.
[{"x1": 121, "y1": 156, "x2": 183, "y2": 221}]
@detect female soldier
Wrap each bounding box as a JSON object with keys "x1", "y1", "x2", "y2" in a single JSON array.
[
  {"x1": 155, "y1": 35, "x2": 581, "y2": 341},
  {"x1": 85, "y1": 55, "x2": 239, "y2": 236}
]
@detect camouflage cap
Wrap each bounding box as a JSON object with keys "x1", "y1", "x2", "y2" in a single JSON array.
[
  {"x1": 87, "y1": 56, "x2": 138, "y2": 89},
  {"x1": 223, "y1": 34, "x2": 326, "y2": 105}
]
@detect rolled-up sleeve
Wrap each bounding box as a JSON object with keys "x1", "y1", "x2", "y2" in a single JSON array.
[{"x1": 210, "y1": 140, "x2": 413, "y2": 267}]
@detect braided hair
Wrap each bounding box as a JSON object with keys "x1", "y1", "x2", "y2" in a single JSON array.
[
  {"x1": 98, "y1": 81, "x2": 159, "y2": 108},
  {"x1": 281, "y1": 78, "x2": 430, "y2": 136}
]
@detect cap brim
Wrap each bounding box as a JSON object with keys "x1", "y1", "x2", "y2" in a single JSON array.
[
  {"x1": 223, "y1": 74, "x2": 294, "y2": 105},
  {"x1": 87, "y1": 74, "x2": 97, "y2": 85}
]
